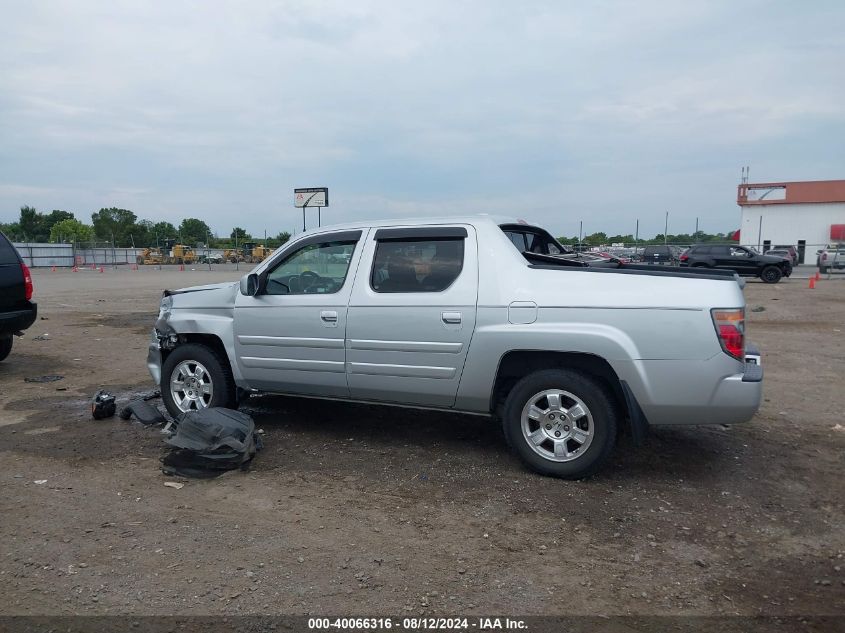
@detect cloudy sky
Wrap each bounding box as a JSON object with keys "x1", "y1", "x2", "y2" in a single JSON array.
[{"x1": 1, "y1": 1, "x2": 843, "y2": 238}]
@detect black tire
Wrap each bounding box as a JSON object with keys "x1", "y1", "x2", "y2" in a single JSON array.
[
  {"x1": 820, "y1": 266, "x2": 829, "y2": 274},
  {"x1": 0, "y1": 336, "x2": 12, "y2": 362},
  {"x1": 136, "y1": 256, "x2": 144, "y2": 265},
  {"x1": 160, "y1": 343, "x2": 236, "y2": 418},
  {"x1": 501, "y1": 369, "x2": 618, "y2": 479},
  {"x1": 760, "y1": 265, "x2": 783, "y2": 284},
  {"x1": 691, "y1": 263, "x2": 709, "y2": 268}
]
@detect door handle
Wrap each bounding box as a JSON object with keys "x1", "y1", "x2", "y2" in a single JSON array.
[
  {"x1": 320, "y1": 310, "x2": 338, "y2": 323},
  {"x1": 441, "y1": 311, "x2": 462, "y2": 324}
]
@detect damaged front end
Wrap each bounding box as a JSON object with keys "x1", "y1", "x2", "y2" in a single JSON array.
[{"x1": 147, "y1": 293, "x2": 179, "y2": 385}]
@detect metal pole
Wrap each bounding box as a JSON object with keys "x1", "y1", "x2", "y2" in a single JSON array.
[
  {"x1": 235, "y1": 229, "x2": 239, "y2": 271},
  {"x1": 695, "y1": 217, "x2": 699, "y2": 234},
  {"x1": 207, "y1": 231, "x2": 212, "y2": 271},
  {"x1": 302, "y1": 207, "x2": 306, "y2": 232},
  {"x1": 578, "y1": 220, "x2": 583, "y2": 251},
  {"x1": 664, "y1": 212, "x2": 669, "y2": 245},
  {"x1": 318, "y1": 206, "x2": 321, "y2": 227},
  {"x1": 757, "y1": 216, "x2": 763, "y2": 252}
]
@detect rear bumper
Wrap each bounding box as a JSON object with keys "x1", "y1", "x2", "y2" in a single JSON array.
[
  {"x1": 619, "y1": 345, "x2": 763, "y2": 426},
  {"x1": 0, "y1": 302, "x2": 37, "y2": 334}
]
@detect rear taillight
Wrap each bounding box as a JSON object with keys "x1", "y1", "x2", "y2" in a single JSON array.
[
  {"x1": 711, "y1": 308, "x2": 744, "y2": 361},
  {"x1": 21, "y1": 263, "x2": 33, "y2": 301},
  {"x1": 680, "y1": 253, "x2": 689, "y2": 262}
]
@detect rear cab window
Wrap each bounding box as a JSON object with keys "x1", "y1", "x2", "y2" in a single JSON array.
[{"x1": 371, "y1": 227, "x2": 466, "y2": 293}]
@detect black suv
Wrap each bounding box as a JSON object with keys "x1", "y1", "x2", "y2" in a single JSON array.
[
  {"x1": 641, "y1": 244, "x2": 682, "y2": 265},
  {"x1": 0, "y1": 231, "x2": 37, "y2": 361},
  {"x1": 680, "y1": 244, "x2": 792, "y2": 283}
]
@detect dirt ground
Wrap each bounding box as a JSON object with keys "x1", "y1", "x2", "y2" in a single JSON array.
[{"x1": 1, "y1": 266, "x2": 843, "y2": 617}]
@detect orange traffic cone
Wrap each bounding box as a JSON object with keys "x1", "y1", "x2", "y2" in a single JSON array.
[
  {"x1": 99, "y1": 266, "x2": 104, "y2": 273},
  {"x1": 72, "y1": 266, "x2": 78, "y2": 272},
  {"x1": 51, "y1": 265, "x2": 56, "y2": 272},
  {"x1": 815, "y1": 271, "x2": 821, "y2": 281},
  {"x1": 179, "y1": 264, "x2": 185, "y2": 271},
  {"x1": 809, "y1": 277, "x2": 816, "y2": 289}
]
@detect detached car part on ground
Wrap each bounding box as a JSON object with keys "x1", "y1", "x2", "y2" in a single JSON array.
[
  {"x1": 147, "y1": 217, "x2": 762, "y2": 479},
  {"x1": 680, "y1": 244, "x2": 792, "y2": 283},
  {"x1": 0, "y1": 231, "x2": 37, "y2": 362}
]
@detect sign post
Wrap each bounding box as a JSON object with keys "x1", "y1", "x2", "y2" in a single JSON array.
[{"x1": 294, "y1": 187, "x2": 329, "y2": 231}]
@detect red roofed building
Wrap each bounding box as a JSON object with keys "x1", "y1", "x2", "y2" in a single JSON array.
[{"x1": 737, "y1": 179, "x2": 845, "y2": 264}]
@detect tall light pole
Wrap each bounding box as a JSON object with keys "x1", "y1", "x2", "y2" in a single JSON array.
[
  {"x1": 664, "y1": 211, "x2": 669, "y2": 245},
  {"x1": 578, "y1": 220, "x2": 583, "y2": 251}
]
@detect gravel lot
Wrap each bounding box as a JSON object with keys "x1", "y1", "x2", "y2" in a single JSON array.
[{"x1": 1, "y1": 267, "x2": 843, "y2": 617}]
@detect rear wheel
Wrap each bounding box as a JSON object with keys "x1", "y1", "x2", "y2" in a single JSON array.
[
  {"x1": 502, "y1": 369, "x2": 618, "y2": 479},
  {"x1": 820, "y1": 266, "x2": 829, "y2": 274},
  {"x1": 760, "y1": 265, "x2": 783, "y2": 284},
  {"x1": 161, "y1": 344, "x2": 236, "y2": 418},
  {"x1": 136, "y1": 256, "x2": 144, "y2": 265},
  {"x1": 0, "y1": 336, "x2": 12, "y2": 362}
]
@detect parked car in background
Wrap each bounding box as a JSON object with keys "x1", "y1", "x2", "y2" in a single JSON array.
[
  {"x1": 771, "y1": 244, "x2": 799, "y2": 266},
  {"x1": 148, "y1": 216, "x2": 762, "y2": 479},
  {"x1": 641, "y1": 245, "x2": 679, "y2": 265},
  {"x1": 817, "y1": 244, "x2": 845, "y2": 273},
  {"x1": 680, "y1": 244, "x2": 792, "y2": 283},
  {"x1": 0, "y1": 231, "x2": 37, "y2": 361},
  {"x1": 765, "y1": 249, "x2": 791, "y2": 260},
  {"x1": 197, "y1": 253, "x2": 224, "y2": 264}
]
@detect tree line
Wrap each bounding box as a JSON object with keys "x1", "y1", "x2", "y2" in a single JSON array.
[
  {"x1": 557, "y1": 230, "x2": 736, "y2": 247},
  {"x1": 0, "y1": 206, "x2": 291, "y2": 249},
  {"x1": 1, "y1": 205, "x2": 736, "y2": 250}
]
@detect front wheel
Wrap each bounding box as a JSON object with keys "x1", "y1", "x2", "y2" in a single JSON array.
[
  {"x1": 0, "y1": 336, "x2": 12, "y2": 362},
  {"x1": 760, "y1": 265, "x2": 783, "y2": 284},
  {"x1": 160, "y1": 344, "x2": 236, "y2": 418},
  {"x1": 502, "y1": 369, "x2": 618, "y2": 479}
]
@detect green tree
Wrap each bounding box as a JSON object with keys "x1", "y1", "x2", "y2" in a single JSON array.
[
  {"x1": 0, "y1": 222, "x2": 22, "y2": 241},
  {"x1": 49, "y1": 219, "x2": 95, "y2": 243},
  {"x1": 149, "y1": 221, "x2": 178, "y2": 245},
  {"x1": 276, "y1": 231, "x2": 291, "y2": 245},
  {"x1": 583, "y1": 231, "x2": 608, "y2": 245},
  {"x1": 179, "y1": 218, "x2": 212, "y2": 246},
  {"x1": 91, "y1": 207, "x2": 138, "y2": 246},
  {"x1": 231, "y1": 227, "x2": 250, "y2": 241},
  {"x1": 18, "y1": 206, "x2": 41, "y2": 240}
]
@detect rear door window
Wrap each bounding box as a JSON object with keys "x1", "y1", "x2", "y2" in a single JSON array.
[{"x1": 371, "y1": 237, "x2": 464, "y2": 293}]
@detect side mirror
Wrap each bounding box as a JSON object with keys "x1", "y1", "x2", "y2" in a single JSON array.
[{"x1": 239, "y1": 273, "x2": 260, "y2": 296}]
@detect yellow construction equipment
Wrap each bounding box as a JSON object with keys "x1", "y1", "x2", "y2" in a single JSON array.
[
  {"x1": 246, "y1": 244, "x2": 274, "y2": 263},
  {"x1": 136, "y1": 247, "x2": 164, "y2": 265},
  {"x1": 136, "y1": 242, "x2": 198, "y2": 265},
  {"x1": 169, "y1": 244, "x2": 197, "y2": 265},
  {"x1": 224, "y1": 248, "x2": 245, "y2": 263}
]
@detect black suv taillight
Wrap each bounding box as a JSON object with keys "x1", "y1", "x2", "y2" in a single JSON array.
[{"x1": 21, "y1": 263, "x2": 33, "y2": 301}]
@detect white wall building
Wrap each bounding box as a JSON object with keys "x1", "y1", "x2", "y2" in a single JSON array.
[{"x1": 738, "y1": 179, "x2": 845, "y2": 264}]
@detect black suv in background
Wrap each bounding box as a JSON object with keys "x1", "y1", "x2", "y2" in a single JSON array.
[
  {"x1": 0, "y1": 231, "x2": 36, "y2": 361},
  {"x1": 641, "y1": 244, "x2": 681, "y2": 265},
  {"x1": 680, "y1": 244, "x2": 792, "y2": 283}
]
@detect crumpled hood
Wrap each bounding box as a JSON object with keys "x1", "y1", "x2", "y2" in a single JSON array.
[{"x1": 166, "y1": 281, "x2": 239, "y2": 308}]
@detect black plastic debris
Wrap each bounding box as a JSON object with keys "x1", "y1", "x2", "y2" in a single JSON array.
[
  {"x1": 91, "y1": 390, "x2": 116, "y2": 419},
  {"x1": 25, "y1": 375, "x2": 63, "y2": 383},
  {"x1": 119, "y1": 400, "x2": 166, "y2": 426},
  {"x1": 161, "y1": 408, "x2": 261, "y2": 478}
]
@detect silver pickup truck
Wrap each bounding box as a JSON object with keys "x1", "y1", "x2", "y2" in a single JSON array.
[{"x1": 148, "y1": 217, "x2": 763, "y2": 479}]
